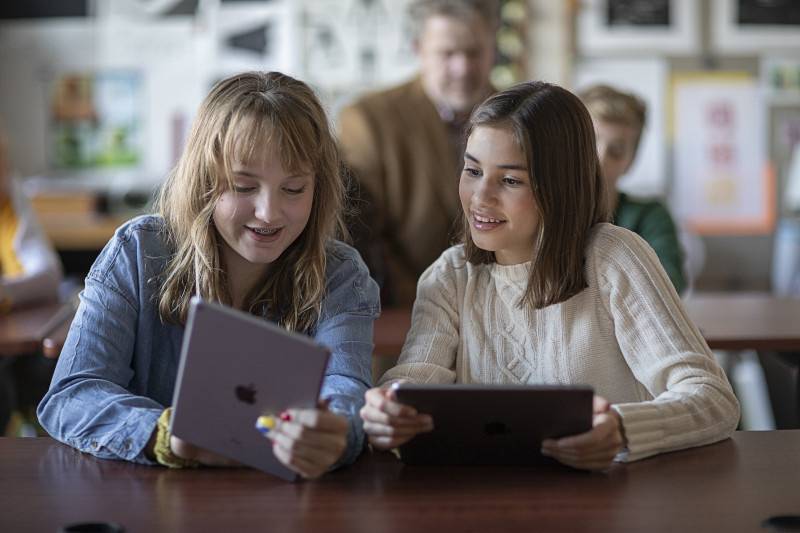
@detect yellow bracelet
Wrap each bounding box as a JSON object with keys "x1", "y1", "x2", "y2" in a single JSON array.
[{"x1": 153, "y1": 408, "x2": 200, "y2": 469}]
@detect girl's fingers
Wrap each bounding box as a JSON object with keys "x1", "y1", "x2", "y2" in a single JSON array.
[
  {"x1": 543, "y1": 443, "x2": 620, "y2": 465},
  {"x1": 275, "y1": 420, "x2": 347, "y2": 454},
  {"x1": 264, "y1": 408, "x2": 349, "y2": 474},
  {"x1": 272, "y1": 439, "x2": 326, "y2": 478},
  {"x1": 284, "y1": 408, "x2": 349, "y2": 433},
  {"x1": 170, "y1": 436, "x2": 241, "y2": 467},
  {"x1": 362, "y1": 420, "x2": 432, "y2": 438},
  {"x1": 271, "y1": 430, "x2": 341, "y2": 465},
  {"x1": 543, "y1": 413, "x2": 622, "y2": 453},
  {"x1": 367, "y1": 433, "x2": 415, "y2": 450},
  {"x1": 360, "y1": 404, "x2": 433, "y2": 428},
  {"x1": 593, "y1": 395, "x2": 611, "y2": 414},
  {"x1": 365, "y1": 387, "x2": 418, "y2": 417}
]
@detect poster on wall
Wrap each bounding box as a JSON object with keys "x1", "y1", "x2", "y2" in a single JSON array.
[
  {"x1": 711, "y1": 0, "x2": 800, "y2": 53},
  {"x1": 671, "y1": 73, "x2": 774, "y2": 235},
  {"x1": 49, "y1": 71, "x2": 142, "y2": 170},
  {"x1": 577, "y1": 0, "x2": 699, "y2": 56},
  {"x1": 300, "y1": 0, "x2": 416, "y2": 91}
]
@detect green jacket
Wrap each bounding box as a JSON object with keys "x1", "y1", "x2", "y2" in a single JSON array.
[{"x1": 613, "y1": 193, "x2": 686, "y2": 294}]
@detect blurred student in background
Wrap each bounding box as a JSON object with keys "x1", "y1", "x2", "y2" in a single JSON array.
[
  {"x1": 338, "y1": 0, "x2": 498, "y2": 305},
  {"x1": 0, "y1": 126, "x2": 63, "y2": 435},
  {"x1": 579, "y1": 84, "x2": 686, "y2": 294},
  {"x1": 0, "y1": 128, "x2": 62, "y2": 311}
]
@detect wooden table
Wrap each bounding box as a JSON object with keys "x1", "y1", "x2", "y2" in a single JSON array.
[
  {"x1": 0, "y1": 301, "x2": 74, "y2": 357},
  {"x1": 684, "y1": 292, "x2": 800, "y2": 352},
  {"x1": 0, "y1": 431, "x2": 798, "y2": 532}
]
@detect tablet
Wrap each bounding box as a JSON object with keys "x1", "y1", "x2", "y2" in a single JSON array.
[
  {"x1": 393, "y1": 383, "x2": 593, "y2": 466},
  {"x1": 170, "y1": 298, "x2": 330, "y2": 481}
]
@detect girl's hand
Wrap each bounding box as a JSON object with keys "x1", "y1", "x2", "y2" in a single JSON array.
[
  {"x1": 540, "y1": 395, "x2": 626, "y2": 471},
  {"x1": 170, "y1": 435, "x2": 242, "y2": 467},
  {"x1": 360, "y1": 383, "x2": 434, "y2": 450},
  {"x1": 263, "y1": 404, "x2": 349, "y2": 479}
]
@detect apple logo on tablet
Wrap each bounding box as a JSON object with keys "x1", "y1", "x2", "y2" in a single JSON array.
[{"x1": 235, "y1": 384, "x2": 257, "y2": 405}]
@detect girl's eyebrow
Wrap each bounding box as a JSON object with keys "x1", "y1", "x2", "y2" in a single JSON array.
[
  {"x1": 232, "y1": 169, "x2": 311, "y2": 180},
  {"x1": 231, "y1": 170, "x2": 260, "y2": 178},
  {"x1": 464, "y1": 152, "x2": 527, "y2": 171}
]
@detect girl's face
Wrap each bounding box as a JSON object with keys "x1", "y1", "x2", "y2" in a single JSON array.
[
  {"x1": 459, "y1": 125, "x2": 538, "y2": 265},
  {"x1": 213, "y1": 143, "x2": 314, "y2": 280}
]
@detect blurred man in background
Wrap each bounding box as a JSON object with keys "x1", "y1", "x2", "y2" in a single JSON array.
[{"x1": 339, "y1": 0, "x2": 498, "y2": 305}]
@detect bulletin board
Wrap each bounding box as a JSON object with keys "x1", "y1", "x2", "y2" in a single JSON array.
[
  {"x1": 670, "y1": 72, "x2": 775, "y2": 235},
  {"x1": 671, "y1": 73, "x2": 775, "y2": 235}
]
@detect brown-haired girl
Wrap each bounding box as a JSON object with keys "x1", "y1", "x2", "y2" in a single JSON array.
[
  {"x1": 38, "y1": 71, "x2": 379, "y2": 478},
  {"x1": 360, "y1": 81, "x2": 738, "y2": 470}
]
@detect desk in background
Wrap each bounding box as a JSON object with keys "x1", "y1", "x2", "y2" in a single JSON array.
[
  {"x1": 684, "y1": 292, "x2": 800, "y2": 352},
  {"x1": 0, "y1": 431, "x2": 798, "y2": 532},
  {"x1": 0, "y1": 301, "x2": 74, "y2": 358},
  {"x1": 29, "y1": 189, "x2": 130, "y2": 252}
]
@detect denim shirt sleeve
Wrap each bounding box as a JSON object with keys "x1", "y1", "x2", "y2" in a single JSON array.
[
  {"x1": 37, "y1": 223, "x2": 164, "y2": 465},
  {"x1": 314, "y1": 242, "x2": 380, "y2": 468}
]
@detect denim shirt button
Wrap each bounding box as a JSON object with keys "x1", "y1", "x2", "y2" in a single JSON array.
[{"x1": 90, "y1": 441, "x2": 99, "y2": 449}]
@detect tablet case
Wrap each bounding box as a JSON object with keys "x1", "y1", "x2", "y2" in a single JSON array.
[
  {"x1": 170, "y1": 298, "x2": 330, "y2": 481},
  {"x1": 394, "y1": 384, "x2": 593, "y2": 466}
]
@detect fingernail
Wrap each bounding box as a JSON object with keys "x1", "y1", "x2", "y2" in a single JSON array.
[
  {"x1": 255, "y1": 415, "x2": 276, "y2": 435},
  {"x1": 280, "y1": 411, "x2": 292, "y2": 422}
]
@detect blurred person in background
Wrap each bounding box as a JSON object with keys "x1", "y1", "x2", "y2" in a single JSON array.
[
  {"x1": 338, "y1": 0, "x2": 498, "y2": 306},
  {"x1": 579, "y1": 84, "x2": 686, "y2": 295},
  {"x1": 0, "y1": 125, "x2": 63, "y2": 435}
]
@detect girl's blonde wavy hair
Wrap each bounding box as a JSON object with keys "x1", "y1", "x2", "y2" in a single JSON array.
[{"x1": 154, "y1": 71, "x2": 346, "y2": 332}]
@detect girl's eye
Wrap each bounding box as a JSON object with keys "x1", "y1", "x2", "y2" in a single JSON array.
[
  {"x1": 463, "y1": 167, "x2": 481, "y2": 177},
  {"x1": 284, "y1": 186, "x2": 307, "y2": 195},
  {"x1": 234, "y1": 185, "x2": 256, "y2": 193},
  {"x1": 503, "y1": 176, "x2": 523, "y2": 186}
]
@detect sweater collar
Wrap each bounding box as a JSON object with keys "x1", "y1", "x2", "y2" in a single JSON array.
[{"x1": 490, "y1": 260, "x2": 531, "y2": 286}]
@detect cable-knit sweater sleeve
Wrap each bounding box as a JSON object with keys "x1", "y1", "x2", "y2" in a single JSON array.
[
  {"x1": 378, "y1": 249, "x2": 462, "y2": 385},
  {"x1": 590, "y1": 226, "x2": 740, "y2": 462}
]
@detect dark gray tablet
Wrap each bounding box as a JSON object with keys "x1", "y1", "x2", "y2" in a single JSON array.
[
  {"x1": 170, "y1": 297, "x2": 330, "y2": 481},
  {"x1": 393, "y1": 383, "x2": 594, "y2": 466}
]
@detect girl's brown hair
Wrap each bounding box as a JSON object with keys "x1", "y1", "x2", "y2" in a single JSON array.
[
  {"x1": 462, "y1": 81, "x2": 610, "y2": 308},
  {"x1": 154, "y1": 71, "x2": 346, "y2": 332}
]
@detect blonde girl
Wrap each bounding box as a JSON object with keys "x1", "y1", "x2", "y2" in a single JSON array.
[{"x1": 38, "y1": 71, "x2": 379, "y2": 478}]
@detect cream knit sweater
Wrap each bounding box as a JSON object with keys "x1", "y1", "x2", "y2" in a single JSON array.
[{"x1": 379, "y1": 223, "x2": 740, "y2": 462}]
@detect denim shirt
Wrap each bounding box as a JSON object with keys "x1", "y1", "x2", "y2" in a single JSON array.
[{"x1": 38, "y1": 215, "x2": 379, "y2": 467}]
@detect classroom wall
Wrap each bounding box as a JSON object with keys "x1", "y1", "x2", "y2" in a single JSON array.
[
  {"x1": 571, "y1": 1, "x2": 800, "y2": 292},
  {"x1": 1, "y1": 0, "x2": 798, "y2": 292}
]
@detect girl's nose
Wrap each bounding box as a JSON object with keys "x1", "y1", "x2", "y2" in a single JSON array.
[
  {"x1": 473, "y1": 178, "x2": 497, "y2": 205},
  {"x1": 254, "y1": 191, "x2": 278, "y2": 221}
]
